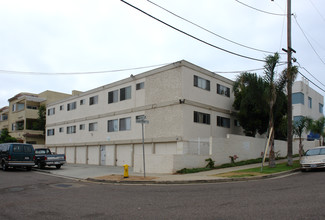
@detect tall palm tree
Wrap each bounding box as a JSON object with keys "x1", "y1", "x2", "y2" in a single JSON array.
[
  {"x1": 263, "y1": 53, "x2": 287, "y2": 168},
  {"x1": 283, "y1": 65, "x2": 298, "y2": 166}
]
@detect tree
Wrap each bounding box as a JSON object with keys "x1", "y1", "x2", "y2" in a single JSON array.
[
  {"x1": 263, "y1": 52, "x2": 287, "y2": 168},
  {"x1": 0, "y1": 128, "x2": 17, "y2": 143},
  {"x1": 233, "y1": 72, "x2": 269, "y2": 137},
  {"x1": 307, "y1": 116, "x2": 325, "y2": 146},
  {"x1": 293, "y1": 116, "x2": 312, "y2": 159},
  {"x1": 283, "y1": 65, "x2": 299, "y2": 166},
  {"x1": 32, "y1": 104, "x2": 46, "y2": 134}
]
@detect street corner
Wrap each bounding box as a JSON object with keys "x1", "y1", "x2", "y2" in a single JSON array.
[{"x1": 87, "y1": 174, "x2": 158, "y2": 184}]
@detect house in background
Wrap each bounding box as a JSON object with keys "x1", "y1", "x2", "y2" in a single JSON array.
[
  {"x1": 0, "y1": 106, "x2": 9, "y2": 132},
  {"x1": 7, "y1": 90, "x2": 73, "y2": 144},
  {"x1": 292, "y1": 79, "x2": 324, "y2": 140}
]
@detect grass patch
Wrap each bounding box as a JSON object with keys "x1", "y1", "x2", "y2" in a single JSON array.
[
  {"x1": 239, "y1": 160, "x2": 300, "y2": 174},
  {"x1": 176, "y1": 156, "x2": 300, "y2": 174},
  {"x1": 216, "y1": 160, "x2": 300, "y2": 178}
]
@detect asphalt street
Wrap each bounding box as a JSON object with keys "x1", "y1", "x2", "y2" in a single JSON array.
[{"x1": 1, "y1": 168, "x2": 325, "y2": 219}]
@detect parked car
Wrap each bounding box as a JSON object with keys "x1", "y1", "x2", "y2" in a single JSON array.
[
  {"x1": 0, "y1": 143, "x2": 35, "y2": 171},
  {"x1": 34, "y1": 148, "x2": 66, "y2": 169},
  {"x1": 300, "y1": 146, "x2": 325, "y2": 171}
]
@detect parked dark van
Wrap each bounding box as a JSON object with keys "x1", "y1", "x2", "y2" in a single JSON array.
[{"x1": 0, "y1": 143, "x2": 35, "y2": 171}]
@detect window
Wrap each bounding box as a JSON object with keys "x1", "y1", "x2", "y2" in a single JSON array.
[
  {"x1": 217, "y1": 84, "x2": 230, "y2": 97},
  {"x1": 119, "y1": 117, "x2": 131, "y2": 131},
  {"x1": 120, "y1": 86, "x2": 131, "y2": 101},
  {"x1": 136, "y1": 82, "x2": 145, "y2": 90},
  {"x1": 79, "y1": 124, "x2": 85, "y2": 130},
  {"x1": 217, "y1": 116, "x2": 230, "y2": 128},
  {"x1": 319, "y1": 103, "x2": 323, "y2": 114},
  {"x1": 67, "y1": 126, "x2": 76, "y2": 134},
  {"x1": 89, "y1": 96, "x2": 98, "y2": 105},
  {"x1": 67, "y1": 102, "x2": 77, "y2": 111},
  {"x1": 59, "y1": 127, "x2": 64, "y2": 133},
  {"x1": 292, "y1": 92, "x2": 304, "y2": 105},
  {"x1": 108, "y1": 90, "x2": 118, "y2": 104},
  {"x1": 13, "y1": 145, "x2": 23, "y2": 153},
  {"x1": 60, "y1": 105, "x2": 64, "y2": 111},
  {"x1": 194, "y1": 75, "x2": 210, "y2": 91},
  {"x1": 293, "y1": 116, "x2": 304, "y2": 123},
  {"x1": 80, "y1": 99, "x2": 85, "y2": 105},
  {"x1": 234, "y1": 119, "x2": 240, "y2": 127},
  {"x1": 47, "y1": 129, "x2": 55, "y2": 136},
  {"x1": 194, "y1": 111, "x2": 210, "y2": 125},
  {"x1": 48, "y1": 108, "x2": 55, "y2": 116},
  {"x1": 89, "y1": 122, "x2": 98, "y2": 131},
  {"x1": 0, "y1": 114, "x2": 8, "y2": 121},
  {"x1": 107, "y1": 119, "x2": 118, "y2": 132},
  {"x1": 308, "y1": 97, "x2": 312, "y2": 109},
  {"x1": 27, "y1": 105, "x2": 37, "y2": 110},
  {"x1": 12, "y1": 103, "x2": 24, "y2": 112},
  {"x1": 17, "y1": 103, "x2": 24, "y2": 111}
]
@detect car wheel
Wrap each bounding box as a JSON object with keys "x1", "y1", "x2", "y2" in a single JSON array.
[
  {"x1": 2, "y1": 162, "x2": 8, "y2": 171},
  {"x1": 37, "y1": 162, "x2": 45, "y2": 169},
  {"x1": 26, "y1": 166, "x2": 32, "y2": 171},
  {"x1": 55, "y1": 165, "x2": 61, "y2": 169}
]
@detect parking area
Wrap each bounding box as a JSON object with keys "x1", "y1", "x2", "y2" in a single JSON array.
[{"x1": 33, "y1": 164, "x2": 132, "y2": 179}]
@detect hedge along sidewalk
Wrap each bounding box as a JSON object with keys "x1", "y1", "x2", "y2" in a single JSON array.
[{"x1": 214, "y1": 160, "x2": 301, "y2": 178}]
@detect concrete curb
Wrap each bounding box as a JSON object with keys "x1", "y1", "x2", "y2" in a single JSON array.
[{"x1": 86, "y1": 168, "x2": 301, "y2": 185}]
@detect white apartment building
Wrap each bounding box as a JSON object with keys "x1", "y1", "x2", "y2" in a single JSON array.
[
  {"x1": 292, "y1": 79, "x2": 324, "y2": 140},
  {"x1": 45, "y1": 60, "x2": 323, "y2": 173},
  {"x1": 46, "y1": 60, "x2": 243, "y2": 172}
]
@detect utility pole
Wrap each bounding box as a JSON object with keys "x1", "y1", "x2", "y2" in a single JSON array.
[
  {"x1": 286, "y1": 0, "x2": 294, "y2": 166},
  {"x1": 273, "y1": 0, "x2": 294, "y2": 165}
]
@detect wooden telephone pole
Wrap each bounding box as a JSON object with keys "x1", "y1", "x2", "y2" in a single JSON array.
[{"x1": 286, "y1": 0, "x2": 294, "y2": 166}]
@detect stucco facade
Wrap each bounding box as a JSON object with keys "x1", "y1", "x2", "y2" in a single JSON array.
[
  {"x1": 7, "y1": 91, "x2": 72, "y2": 144},
  {"x1": 0, "y1": 106, "x2": 9, "y2": 132},
  {"x1": 45, "y1": 61, "x2": 324, "y2": 173},
  {"x1": 46, "y1": 60, "x2": 243, "y2": 171}
]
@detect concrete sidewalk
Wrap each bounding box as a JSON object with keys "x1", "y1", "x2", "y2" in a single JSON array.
[{"x1": 35, "y1": 159, "x2": 299, "y2": 184}]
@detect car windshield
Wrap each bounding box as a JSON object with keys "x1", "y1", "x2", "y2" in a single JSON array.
[{"x1": 305, "y1": 148, "x2": 325, "y2": 156}]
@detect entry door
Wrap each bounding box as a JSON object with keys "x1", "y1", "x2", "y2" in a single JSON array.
[{"x1": 100, "y1": 146, "x2": 106, "y2": 165}]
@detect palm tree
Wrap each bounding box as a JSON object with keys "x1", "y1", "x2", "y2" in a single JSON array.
[
  {"x1": 293, "y1": 116, "x2": 312, "y2": 159},
  {"x1": 263, "y1": 53, "x2": 287, "y2": 168},
  {"x1": 307, "y1": 116, "x2": 325, "y2": 146},
  {"x1": 283, "y1": 65, "x2": 298, "y2": 166}
]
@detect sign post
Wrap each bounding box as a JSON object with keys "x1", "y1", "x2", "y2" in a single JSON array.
[{"x1": 136, "y1": 115, "x2": 149, "y2": 178}]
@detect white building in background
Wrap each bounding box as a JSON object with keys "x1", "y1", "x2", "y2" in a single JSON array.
[
  {"x1": 292, "y1": 79, "x2": 324, "y2": 140},
  {"x1": 45, "y1": 60, "x2": 323, "y2": 173}
]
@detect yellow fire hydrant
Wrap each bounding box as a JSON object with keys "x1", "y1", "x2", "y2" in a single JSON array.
[{"x1": 123, "y1": 164, "x2": 129, "y2": 178}]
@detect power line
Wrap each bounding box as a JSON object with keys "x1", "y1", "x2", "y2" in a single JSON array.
[
  {"x1": 293, "y1": 14, "x2": 325, "y2": 66},
  {"x1": 298, "y1": 70, "x2": 325, "y2": 93},
  {"x1": 308, "y1": 0, "x2": 325, "y2": 24},
  {"x1": 147, "y1": 0, "x2": 276, "y2": 54},
  {"x1": 235, "y1": 0, "x2": 286, "y2": 16},
  {"x1": 0, "y1": 63, "x2": 171, "y2": 75},
  {"x1": 296, "y1": 62, "x2": 325, "y2": 88},
  {"x1": 121, "y1": 0, "x2": 265, "y2": 62}
]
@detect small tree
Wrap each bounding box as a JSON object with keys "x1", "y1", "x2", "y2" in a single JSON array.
[
  {"x1": 293, "y1": 117, "x2": 312, "y2": 159},
  {"x1": 32, "y1": 104, "x2": 46, "y2": 134},
  {"x1": 307, "y1": 116, "x2": 325, "y2": 146},
  {"x1": 0, "y1": 129, "x2": 17, "y2": 143}
]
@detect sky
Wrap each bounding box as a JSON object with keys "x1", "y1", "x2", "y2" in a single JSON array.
[{"x1": 0, "y1": 0, "x2": 324, "y2": 107}]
